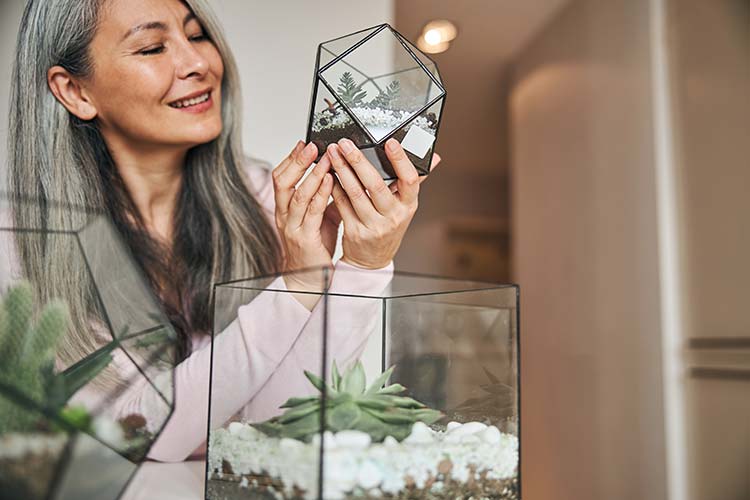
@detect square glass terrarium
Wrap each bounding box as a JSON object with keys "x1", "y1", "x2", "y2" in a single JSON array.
[
  {"x1": 0, "y1": 195, "x2": 177, "y2": 500},
  {"x1": 207, "y1": 266, "x2": 519, "y2": 499},
  {"x1": 306, "y1": 24, "x2": 446, "y2": 180}
]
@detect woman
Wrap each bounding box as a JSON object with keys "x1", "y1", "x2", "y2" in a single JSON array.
[{"x1": 7, "y1": 0, "x2": 438, "y2": 461}]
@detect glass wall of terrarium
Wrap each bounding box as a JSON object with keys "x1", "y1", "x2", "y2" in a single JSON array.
[
  {"x1": 207, "y1": 266, "x2": 519, "y2": 499},
  {"x1": 0, "y1": 195, "x2": 177, "y2": 500},
  {"x1": 307, "y1": 24, "x2": 446, "y2": 180}
]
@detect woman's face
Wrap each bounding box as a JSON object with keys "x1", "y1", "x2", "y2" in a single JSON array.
[{"x1": 84, "y1": 0, "x2": 224, "y2": 150}]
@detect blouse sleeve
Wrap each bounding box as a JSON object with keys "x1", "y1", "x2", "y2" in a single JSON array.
[{"x1": 112, "y1": 158, "x2": 393, "y2": 462}]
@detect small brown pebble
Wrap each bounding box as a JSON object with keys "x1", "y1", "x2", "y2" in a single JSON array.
[
  {"x1": 438, "y1": 458, "x2": 453, "y2": 475},
  {"x1": 120, "y1": 413, "x2": 147, "y2": 430},
  {"x1": 221, "y1": 459, "x2": 234, "y2": 475},
  {"x1": 404, "y1": 475, "x2": 415, "y2": 489}
]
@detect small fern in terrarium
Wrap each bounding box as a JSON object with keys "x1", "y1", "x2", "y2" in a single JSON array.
[
  {"x1": 252, "y1": 360, "x2": 442, "y2": 442},
  {"x1": 369, "y1": 80, "x2": 401, "y2": 110},
  {"x1": 336, "y1": 71, "x2": 368, "y2": 108}
]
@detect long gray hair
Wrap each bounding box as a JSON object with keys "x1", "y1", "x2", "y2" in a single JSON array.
[{"x1": 8, "y1": 0, "x2": 281, "y2": 370}]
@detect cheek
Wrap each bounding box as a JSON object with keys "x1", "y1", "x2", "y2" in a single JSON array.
[
  {"x1": 204, "y1": 45, "x2": 224, "y2": 82},
  {"x1": 99, "y1": 63, "x2": 173, "y2": 114}
]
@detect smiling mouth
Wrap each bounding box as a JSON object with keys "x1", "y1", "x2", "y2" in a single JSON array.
[{"x1": 168, "y1": 91, "x2": 211, "y2": 109}]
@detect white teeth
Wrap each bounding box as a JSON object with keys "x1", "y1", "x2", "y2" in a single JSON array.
[{"x1": 170, "y1": 92, "x2": 210, "y2": 108}]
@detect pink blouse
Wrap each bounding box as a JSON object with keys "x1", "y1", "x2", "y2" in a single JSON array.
[{"x1": 106, "y1": 159, "x2": 394, "y2": 462}]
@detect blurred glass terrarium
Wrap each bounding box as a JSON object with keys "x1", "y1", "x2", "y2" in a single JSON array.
[
  {"x1": 0, "y1": 195, "x2": 177, "y2": 500},
  {"x1": 207, "y1": 266, "x2": 519, "y2": 499},
  {"x1": 306, "y1": 24, "x2": 446, "y2": 180}
]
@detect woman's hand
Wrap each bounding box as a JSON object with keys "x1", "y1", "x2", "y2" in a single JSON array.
[
  {"x1": 325, "y1": 138, "x2": 434, "y2": 269},
  {"x1": 272, "y1": 141, "x2": 335, "y2": 305}
]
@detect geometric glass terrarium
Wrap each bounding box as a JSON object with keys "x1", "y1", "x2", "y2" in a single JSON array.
[
  {"x1": 207, "y1": 266, "x2": 519, "y2": 499},
  {"x1": 306, "y1": 24, "x2": 446, "y2": 180},
  {"x1": 0, "y1": 195, "x2": 177, "y2": 500}
]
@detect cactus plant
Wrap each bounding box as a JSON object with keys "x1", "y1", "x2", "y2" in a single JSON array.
[
  {"x1": 0, "y1": 281, "x2": 116, "y2": 434},
  {"x1": 252, "y1": 361, "x2": 443, "y2": 443}
]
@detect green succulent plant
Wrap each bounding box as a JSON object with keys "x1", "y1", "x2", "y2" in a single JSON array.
[
  {"x1": 0, "y1": 281, "x2": 116, "y2": 434},
  {"x1": 252, "y1": 361, "x2": 443, "y2": 442}
]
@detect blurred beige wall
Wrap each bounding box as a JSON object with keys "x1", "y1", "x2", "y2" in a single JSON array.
[
  {"x1": 509, "y1": 0, "x2": 668, "y2": 498},
  {"x1": 670, "y1": 0, "x2": 750, "y2": 499}
]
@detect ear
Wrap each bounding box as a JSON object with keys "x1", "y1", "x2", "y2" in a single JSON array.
[{"x1": 47, "y1": 65, "x2": 98, "y2": 121}]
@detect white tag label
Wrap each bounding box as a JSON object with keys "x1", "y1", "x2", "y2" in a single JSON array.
[{"x1": 400, "y1": 126, "x2": 435, "y2": 159}]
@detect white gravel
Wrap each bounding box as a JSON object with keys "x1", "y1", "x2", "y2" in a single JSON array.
[{"x1": 209, "y1": 420, "x2": 518, "y2": 499}]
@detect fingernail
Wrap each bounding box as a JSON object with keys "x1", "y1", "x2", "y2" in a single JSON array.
[
  {"x1": 303, "y1": 142, "x2": 317, "y2": 159},
  {"x1": 386, "y1": 138, "x2": 400, "y2": 152},
  {"x1": 338, "y1": 138, "x2": 355, "y2": 154},
  {"x1": 327, "y1": 143, "x2": 340, "y2": 161}
]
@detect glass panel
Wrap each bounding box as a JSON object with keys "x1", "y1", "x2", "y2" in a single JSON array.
[
  {"x1": 395, "y1": 31, "x2": 443, "y2": 85},
  {"x1": 358, "y1": 99, "x2": 443, "y2": 180},
  {"x1": 207, "y1": 266, "x2": 518, "y2": 498},
  {"x1": 320, "y1": 27, "x2": 445, "y2": 143},
  {"x1": 0, "y1": 391, "x2": 68, "y2": 500},
  {"x1": 0, "y1": 194, "x2": 176, "y2": 499},
  {"x1": 318, "y1": 25, "x2": 383, "y2": 69},
  {"x1": 308, "y1": 79, "x2": 373, "y2": 158}
]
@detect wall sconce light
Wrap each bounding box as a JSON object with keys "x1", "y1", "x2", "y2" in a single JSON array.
[{"x1": 417, "y1": 19, "x2": 458, "y2": 54}]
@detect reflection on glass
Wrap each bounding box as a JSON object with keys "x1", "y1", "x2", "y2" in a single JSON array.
[{"x1": 0, "y1": 195, "x2": 177, "y2": 500}]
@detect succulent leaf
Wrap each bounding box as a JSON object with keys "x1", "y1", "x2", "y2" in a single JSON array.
[
  {"x1": 377, "y1": 383, "x2": 406, "y2": 395},
  {"x1": 253, "y1": 361, "x2": 442, "y2": 443},
  {"x1": 331, "y1": 360, "x2": 342, "y2": 391},
  {"x1": 280, "y1": 396, "x2": 319, "y2": 409},
  {"x1": 277, "y1": 401, "x2": 320, "y2": 424},
  {"x1": 303, "y1": 370, "x2": 337, "y2": 396},
  {"x1": 364, "y1": 365, "x2": 394, "y2": 395},
  {"x1": 327, "y1": 401, "x2": 362, "y2": 431},
  {"x1": 341, "y1": 361, "x2": 366, "y2": 395}
]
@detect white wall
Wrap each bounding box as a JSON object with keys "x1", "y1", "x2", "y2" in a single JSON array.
[
  {"x1": 0, "y1": 0, "x2": 393, "y2": 181},
  {"x1": 509, "y1": 0, "x2": 668, "y2": 498}
]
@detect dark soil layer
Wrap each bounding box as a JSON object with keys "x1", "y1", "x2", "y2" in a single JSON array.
[
  {"x1": 310, "y1": 124, "x2": 434, "y2": 181},
  {"x1": 0, "y1": 454, "x2": 57, "y2": 500},
  {"x1": 207, "y1": 471, "x2": 519, "y2": 500}
]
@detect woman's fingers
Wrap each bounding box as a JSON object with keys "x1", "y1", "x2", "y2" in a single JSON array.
[
  {"x1": 384, "y1": 139, "x2": 420, "y2": 206},
  {"x1": 273, "y1": 141, "x2": 318, "y2": 219},
  {"x1": 336, "y1": 139, "x2": 397, "y2": 214},
  {"x1": 301, "y1": 172, "x2": 334, "y2": 233},
  {"x1": 326, "y1": 144, "x2": 382, "y2": 225},
  {"x1": 330, "y1": 176, "x2": 359, "y2": 229},
  {"x1": 286, "y1": 153, "x2": 331, "y2": 229},
  {"x1": 388, "y1": 151, "x2": 441, "y2": 194}
]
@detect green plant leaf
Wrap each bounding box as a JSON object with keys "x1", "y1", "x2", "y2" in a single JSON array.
[
  {"x1": 382, "y1": 395, "x2": 426, "y2": 409},
  {"x1": 304, "y1": 370, "x2": 337, "y2": 396},
  {"x1": 377, "y1": 383, "x2": 406, "y2": 395},
  {"x1": 410, "y1": 408, "x2": 443, "y2": 425},
  {"x1": 341, "y1": 361, "x2": 366, "y2": 395},
  {"x1": 59, "y1": 341, "x2": 118, "y2": 401},
  {"x1": 361, "y1": 407, "x2": 416, "y2": 425},
  {"x1": 278, "y1": 401, "x2": 320, "y2": 424},
  {"x1": 364, "y1": 365, "x2": 394, "y2": 395},
  {"x1": 280, "y1": 396, "x2": 319, "y2": 409},
  {"x1": 327, "y1": 401, "x2": 361, "y2": 431},
  {"x1": 331, "y1": 361, "x2": 342, "y2": 392}
]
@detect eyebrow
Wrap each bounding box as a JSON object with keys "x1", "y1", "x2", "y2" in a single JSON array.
[{"x1": 121, "y1": 12, "x2": 197, "y2": 42}]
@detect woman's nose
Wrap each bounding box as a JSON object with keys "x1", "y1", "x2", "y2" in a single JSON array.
[{"x1": 174, "y1": 40, "x2": 209, "y2": 79}]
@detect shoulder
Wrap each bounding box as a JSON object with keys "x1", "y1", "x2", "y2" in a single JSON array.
[{"x1": 239, "y1": 155, "x2": 275, "y2": 214}]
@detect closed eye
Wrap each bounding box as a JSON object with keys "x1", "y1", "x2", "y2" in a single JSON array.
[{"x1": 140, "y1": 45, "x2": 164, "y2": 56}]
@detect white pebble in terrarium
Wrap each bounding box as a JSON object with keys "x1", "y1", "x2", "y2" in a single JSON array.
[{"x1": 207, "y1": 361, "x2": 519, "y2": 499}]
